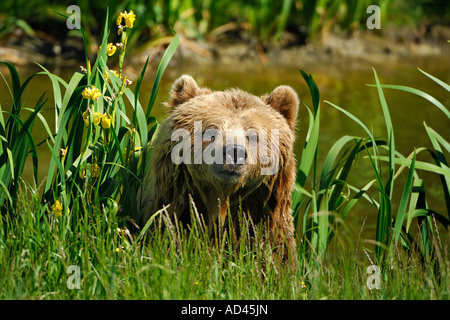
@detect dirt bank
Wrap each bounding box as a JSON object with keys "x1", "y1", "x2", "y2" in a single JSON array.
[
  {"x1": 1, "y1": 24, "x2": 449, "y2": 74},
  {"x1": 143, "y1": 24, "x2": 450, "y2": 69}
]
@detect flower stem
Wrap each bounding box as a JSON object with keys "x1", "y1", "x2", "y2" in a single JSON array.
[{"x1": 118, "y1": 31, "x2": 127, "y2": 77}]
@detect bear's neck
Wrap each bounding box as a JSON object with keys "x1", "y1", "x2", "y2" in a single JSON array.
[
  {"x1": 187, "y1": 180, "x2": 233, "y2": 231},
  {"x1": 186, "y1": 177, "x2": 271, "y2": 232}
]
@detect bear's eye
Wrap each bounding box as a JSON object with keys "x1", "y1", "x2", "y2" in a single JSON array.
[
  {"x1": 204, "y1": 125, "x2": 219, "y2": 143},
  {"x1": 246, "y1": 130, "x2": 259, "y2": 143}
]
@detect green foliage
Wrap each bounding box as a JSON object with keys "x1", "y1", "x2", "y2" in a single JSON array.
[
  {"x1": 293, "y1": 70, "x2": 383, "y2": 261},
  {"x1": 1, "y1": 0, "x2": 449, "y2": 48},
  {"x1": 0, "y1": 5, "x2": 449, "y2": 300},
  {"x1": 293, "y1": 68, "x2": 450, "y2": 267},
  {"x1": 0, "y1": 8, "x2": 179, "y2": 227},
  {"x1": 0, "y1": 180, "x2": 448, "y2": 299},
  {"x1": 0, "y1": 62, "x2": 47, "y2": 212}
]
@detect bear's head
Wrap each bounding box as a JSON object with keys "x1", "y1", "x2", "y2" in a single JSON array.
[
  {"x1": 164, "y1": 75, "x2": 299, "y2": 200},
  {"x1": 139, "y1": 74, "x2": 299, "y2": 256}
]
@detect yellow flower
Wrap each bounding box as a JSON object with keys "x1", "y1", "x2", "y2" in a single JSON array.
[
  {"x1": 104, "y1": 69, "x2": 121, "y2": 84},
  {"x1": 51, "y1": 200, "x2": 62, "y2": 217},
  {"x1": 51, "y1": 200, "x2": 69, "y2": 217},
  {"x1": 80, "y1": 167, "x2": 86, "y2": 179},
  {"x1": 106, "y1": 43, "x2": 117, "y2": 56},
  {"x1": 125, "y1": 10, "x2": 136, "y2": 28},
  {"x1": 82, "y1": 110, "x2": 102, "y2": 127},
  {"x1": 82, "y1": 86, "x2": 102, "y2": 100},
  {"x1": 101, "y1": 113, "x2": 112, "y2": 129},
  {"x1": 116, "y1": 13, "x2": 124, "y2": 26},
  {"x1": 116, "y1": 10, "x2": 136, "y2": 29},
  {"x1": 82, "y1": 110, "x2": 90, "y2": 127},
  {"x1": 115, "y1": 248, "x2": 120, "y2": 253},
  {"x1": 92, "y1": 112, "x2": 102, "y2": 126}
]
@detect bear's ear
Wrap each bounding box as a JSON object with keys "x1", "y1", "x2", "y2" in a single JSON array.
[
  {"x1": 168, "y1": 75, "x2": 210, "y2": 107},
  {"x1": 263, "y1": 86, "x2": 299, "y2": 130}
]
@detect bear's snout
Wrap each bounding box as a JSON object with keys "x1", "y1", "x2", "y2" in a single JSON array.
[
  {"x1": 209, "y1": 144, "x2": 248, "y2": 183},
  {"x1": 223, "y1": 144, "x2": 247, "y2": 167}
]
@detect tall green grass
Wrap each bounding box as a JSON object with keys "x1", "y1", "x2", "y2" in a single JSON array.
[
  {"x1": 292, "y1": 67, "x2": 449, "y2": 269},
  {"x1": 1, "y1": 171, "x2": 447, "y2": 299},
  {"x1": 1, "y1": 171, "x2": 448, "y2": 299}
]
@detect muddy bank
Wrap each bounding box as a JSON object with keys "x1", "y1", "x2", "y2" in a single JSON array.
[
  {"x1": 1, "y1": 24, "x2": 449, "y2": 74},
  {"x1": 148, "y1": 25, "x2": 450, "y2": 70}
]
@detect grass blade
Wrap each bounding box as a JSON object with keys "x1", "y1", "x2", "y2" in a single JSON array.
[
  {"x1": 300, "y1": 69, "x2": 320, "y2": 115},
  {"x1": 36, "y1": 63, "x2": 67, "y2": 131},
  {"x1": 369, "y1": 84, "x2": 450, "y2": 120},
  {"x1": 296, "y1": 104, "x2": 320, "y2": 187},
  {"x1": 340, "y1": 179, "x2": 378, "y2": 219},
  {"x1": 296, "y1": 69, "x2": 322, "y2": 190},
  {"x1": 372, "y1": 68, "x2": 395, "y2": 198},
  {"x1": 0, "y1": 61, "x2": 21, "y2": 100},
  {"x1": 146, "y1": 34, "x2": 180, "y2": 120},
  {"x1": 406, "y1": 178, "x2": 425, "y2": 232},
  {"x1": 418, "y1": 67, "x2": 450, "y2": 92},
  {"x1": 319, "y1": 135, "x2": 355, "y2": 190},
  {"x1": 393, "y1": 151, "x2": 416, "y2": 243},
  {"x1": 375, "y1": 156, "x2": 450, "y2": 176},
  {"x1": 423, "y1": 122, "x2": 450, "y2": 219},
  {"x1": 134, "y1": 56, "x2": 149, "y2": 127}
]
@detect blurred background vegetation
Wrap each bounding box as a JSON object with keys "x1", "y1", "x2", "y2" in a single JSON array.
[
  {"x1": 0, "y1": 1, "x2": 449, "y2": 299},
  {"x1": 1, "y1": 0, "x2": 449, "y2": 57}
]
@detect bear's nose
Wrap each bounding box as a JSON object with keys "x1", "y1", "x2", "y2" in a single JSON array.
[{"x1": 223, "y1": 144, "x2": 247, "y2": 166}]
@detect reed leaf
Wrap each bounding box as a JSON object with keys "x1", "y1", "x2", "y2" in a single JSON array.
[
  {"x1": 393, "y1": 151, "x2": 416, "y2": 243},
  {"x1": 368, "y1": 84, "x2": 450, "y2": 120},
  {"x1": 418, "y1": 67, "x2": 450, "y2": 93},
  {"x1": 146, "y1": 34, "x2": 180, "y2": 120},
  {"x1": 375, "y1": 156, "x2": 450, "y2": 177}
]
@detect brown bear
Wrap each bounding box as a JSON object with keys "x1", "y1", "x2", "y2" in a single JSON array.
[{"x1": 138, "y1": 75, "x2": 299, "y2": 261}]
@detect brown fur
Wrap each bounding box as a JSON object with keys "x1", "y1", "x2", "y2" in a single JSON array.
[{"x1": 138, "y1": 75, "x2": 299, "y2": 262}]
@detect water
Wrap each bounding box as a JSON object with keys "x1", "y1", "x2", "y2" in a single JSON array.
[{"x1": 1, "y1": 55, "x2": 449, "y2": 239}]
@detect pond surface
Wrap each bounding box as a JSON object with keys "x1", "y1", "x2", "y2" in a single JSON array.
[{"x1": 1, "y1": 55, "x2": 449, "y2": 240}]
